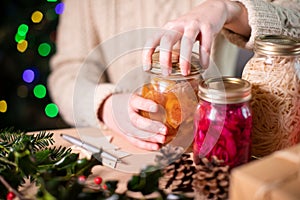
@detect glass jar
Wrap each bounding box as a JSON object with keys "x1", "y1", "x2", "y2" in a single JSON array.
[
  {"x1": 140, "y1": 50, "x2": 203, "y2": 146},
  {"x1": 193, "y1": 77, "x2": 252, "y2": 168},
  {"x1": 242, "y1": 35, "x2": 300, "y2": 158}
]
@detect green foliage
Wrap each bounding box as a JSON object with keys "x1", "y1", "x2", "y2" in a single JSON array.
[
  {"x1": 0, "y1": 129, "x2": 53, "y2": 195},
  {"x1": 126, "y1": 165, "x2": 192, "y2": 199},
  {"x1": 127, "y1": 165, "x2": 162, "y2": 196},
  {"x1": 0, "y1": 128, "x2": 95, "y2": 199},
  {"x1": 0, "y1": 129, "x2": 192, "y2": 199},
  {"x1": 36, "y1": 156, "x2": 101, "y2": 200}
]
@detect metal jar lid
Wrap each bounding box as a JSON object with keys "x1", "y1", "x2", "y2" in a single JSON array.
[
  {"x1": 254, "y1": 35, "x2": 300, "y2": 56},
  {"x1": 199, "y1": 77, "x2": 252, "y2": 104},
  {"x1": 150, "y1": 49, "x2": 203, "y2": 77}
]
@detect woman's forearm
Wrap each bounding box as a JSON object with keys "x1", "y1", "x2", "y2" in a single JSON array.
[{"x1": 224, "y1": 0, "x2": 250, "y2": 37}]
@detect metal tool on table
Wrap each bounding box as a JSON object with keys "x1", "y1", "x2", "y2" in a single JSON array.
[
  {"x1": 60, "y1": 133, "x2": 123, "y2": 167},
  {"x1": 60, "y1": 131, "x2": 158, "y2": 173}
]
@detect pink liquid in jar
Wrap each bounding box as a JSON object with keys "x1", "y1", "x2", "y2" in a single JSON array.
[{"x1": 193, "y1": 77, "x2": 252, "y2": 168}]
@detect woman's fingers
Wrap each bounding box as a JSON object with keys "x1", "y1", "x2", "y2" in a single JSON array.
[
  {"x1": 128, "y1": 105, "x2": 167, "y2": 135},
  {"x1": 129, "y1": 94, "x2": 167, "y2": 135},
  {"x1": 180, "y1": 22, "x2": 200, "y2": 75},
  {"x1": 159, "y1": 28, "x2": 183, "y2": 76},
  {"x1": 125, "y1": 135, "x2": 161, "y2": 150},
  {"x1": 143, "y1": 30, "x2": 165, "y2": 71},
  {"x1": 198, "y1": 24, "x2": 214, "y2": 68},
  {"x1": 129, "y1": 94, "x2": 158, "y2": 112},
  {"x1": 142, "y1": 1, "x2": 231, "y2": 76},
  {"x1": 143, "y1": 27, "x2": 184, "y2": 76},
  {"x1": 142, "y1": 26, "x2": 200, "y2": 76},
  {"x1": 114, "y1": 110, "x2": 166, "y2": 147},
  {"x1": 106, "y1": 93, "x2": 166, "y2": 147}
]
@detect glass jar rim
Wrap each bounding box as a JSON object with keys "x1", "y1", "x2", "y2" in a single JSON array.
[
  {"x1": 254, "y1": 35, "x2": 300, "y2": 56},
  {"x1": 199, "y1": 76, "x2": 252, "y2": 104},
  {"x1": 149, "y1": 50, "x2": 204, "y2": 77}
]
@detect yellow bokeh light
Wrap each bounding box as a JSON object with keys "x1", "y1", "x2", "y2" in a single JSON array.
[
  {"x1": 0, "y1": 100, "x2": 7, "y2": 113},
  {"x1": 17, "y1": 40, "x2": 28, "y2": 53},
  {"x1": 31, "y1": 11, "x2": 43, "y2": 23}
]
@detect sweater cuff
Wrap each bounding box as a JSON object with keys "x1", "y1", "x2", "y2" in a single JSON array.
[
  {"x1": 223, "y1": 0, "x2": 282, "y2": 49},
  {"x1": 239, "y1": 0, "x2": 281, "y2": 48}
]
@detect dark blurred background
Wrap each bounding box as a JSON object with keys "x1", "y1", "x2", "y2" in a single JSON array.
[{"x1": 0, "y1": 0, "x2": 70, "y2": 131}]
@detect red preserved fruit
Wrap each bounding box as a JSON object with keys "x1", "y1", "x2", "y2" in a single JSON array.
[{"x1": 193, "y1": 100, "x2": 252, "y2": 168}]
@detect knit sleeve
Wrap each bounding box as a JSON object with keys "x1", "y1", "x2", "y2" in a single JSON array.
[
  {"x1": 48, "y1": 0, "x2": 115, "y2": 127},
  {"x1": 222, "y1": 0, "x2": 300, "y2": 49}
]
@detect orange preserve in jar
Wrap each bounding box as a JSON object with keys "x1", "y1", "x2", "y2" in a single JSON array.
[{"x1": 140, "y1": 50, "x2": 203, "y2": 145}]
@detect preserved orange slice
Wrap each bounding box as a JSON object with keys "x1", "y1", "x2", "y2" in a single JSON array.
[
  {"x1": 141, "y1": 83, "x2": 153, "y2": 97},
  {"x1": 140, "y1": 84, "x2": 166, "y2": 123},
  {"x1": 142, "y1": 87, "x2": 166, "y2": 105},
  {"x1": 165, "y1": 93, "x2": 182, "y2": 129}
]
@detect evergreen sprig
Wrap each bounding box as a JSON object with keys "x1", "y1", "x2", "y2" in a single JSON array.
[
  {"x1": 0, "y1": 128, "x2": 75, "y2": 198},
  {"x1": 29, "y1": 131, "x2": 55, "y2": 151},
  {"x1": 0, "y1": 129, "x2": 192, "y2": 200}
]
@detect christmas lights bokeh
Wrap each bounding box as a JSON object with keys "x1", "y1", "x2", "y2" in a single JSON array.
[{"x1": 0, "y1": 0, "x2": 68, "y2": 130}]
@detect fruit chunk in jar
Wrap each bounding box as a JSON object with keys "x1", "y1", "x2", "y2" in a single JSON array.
[
  {"x1": 193, "y1": 100, "x2": 252, "y2": 168},
  {"x1": 140, "y1": 78, "x2": 199, "y2": 144}
]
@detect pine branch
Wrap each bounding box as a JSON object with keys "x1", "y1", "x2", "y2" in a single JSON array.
[
  {"x1": 0, "y1": 128, "x2": 26, "y2": 147},
  {"x1": 0, "y1": 157, "x2": 17, "y2": 168},
  {"x1": 34, "y1": 146, "x2": 72, "y2": 167},
  {"x1": 0, "y1": 129, "x2": 195, "y2": 199},
  {"x1": 48, "y1": 146, "x2": 72, "y2": 160},
  {"x1": 29, "y1": 131, "x2": 55, "y2": 151}
]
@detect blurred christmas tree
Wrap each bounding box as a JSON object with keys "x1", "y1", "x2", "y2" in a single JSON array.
[{"x1": 0, "y1": 0, "x2": 69, "y2": 131}]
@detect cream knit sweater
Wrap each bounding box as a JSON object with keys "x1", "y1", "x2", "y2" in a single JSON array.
[{"x1": 48, "y1": 0, "x2": 300, "y2": 127}]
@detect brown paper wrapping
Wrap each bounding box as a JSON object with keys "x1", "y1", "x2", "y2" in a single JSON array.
[{"x1": 229, "y1": 144, "x2": 300, "y2": 200}]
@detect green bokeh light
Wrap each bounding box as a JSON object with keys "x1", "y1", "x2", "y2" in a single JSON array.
[
  {"x1": 17, "y1": 24, "x2": 29, "y2": 36},
  {"x1": 45, "y1": 103, "x2": 59, "y2": 118},
  {"x1": 38, "y1": 43, "x2": 51, "y2": 57},
  {"x1": 15, "y1": 33, "x2": 26, "y2": 43},
  {"x1": 47, "y1": 0, "x2": 57, "y2": 2},
  {"x1": 33, "y1": 84, "x2": 46, "y2": 98}
]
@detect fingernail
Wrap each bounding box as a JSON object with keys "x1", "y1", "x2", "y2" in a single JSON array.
[
  {"x1": 186, "y1": 68, "x2": 190, "y2": 75},
  {"x1": 149, "y1": 105, "x2": 158, "y2": 112},
  {"x1": 162, "y1": 68, "x2": 169, "y2": 76},
  {"x1": 159, "y1": 126, "x2": 167, "y2": 134},
  {"x1": 152, "y1": 144, "x2": 159, "y2": 150},
  {"x1": 200, "y1": 50, "x2": 210, "y2": 68},
  {"x1": 182, "y1": 69, "x2": 188, "y2": 76},
  {"x1": 143, "y1": 64, "x2": 151, "y2": 71},
  {"x1": 159, "y1": 136, "x2": 166, "y2": 144}
]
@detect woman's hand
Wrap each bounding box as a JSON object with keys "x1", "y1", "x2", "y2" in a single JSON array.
[
  {"x1": 102, "y1": 93, "x2": 167, "y2": 150},
  {"x1": 143, "y1": 0, "x2": 249, "y2": 76}
]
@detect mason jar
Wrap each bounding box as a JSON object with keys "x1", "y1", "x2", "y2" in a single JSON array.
[
  {"x1": 193, "y1": 77, "x2": 252, "y2": 168},
  {"x1": 242, "y1": 35, "x2": 300, "y2": 158},
  {"x1": 140, "y1": 50, "x2": 203, "y2": 145}
]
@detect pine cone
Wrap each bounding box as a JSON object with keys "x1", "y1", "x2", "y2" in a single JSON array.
[
  {"x1": 192, "y1": 156, "x2": 230, "y2": 200},
  {"x1": 158, "y1": 152, "x2": 196, "y2": 195},
  {"x1": 155, "y1": 144, "x2": 185, "y2": 167}
]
